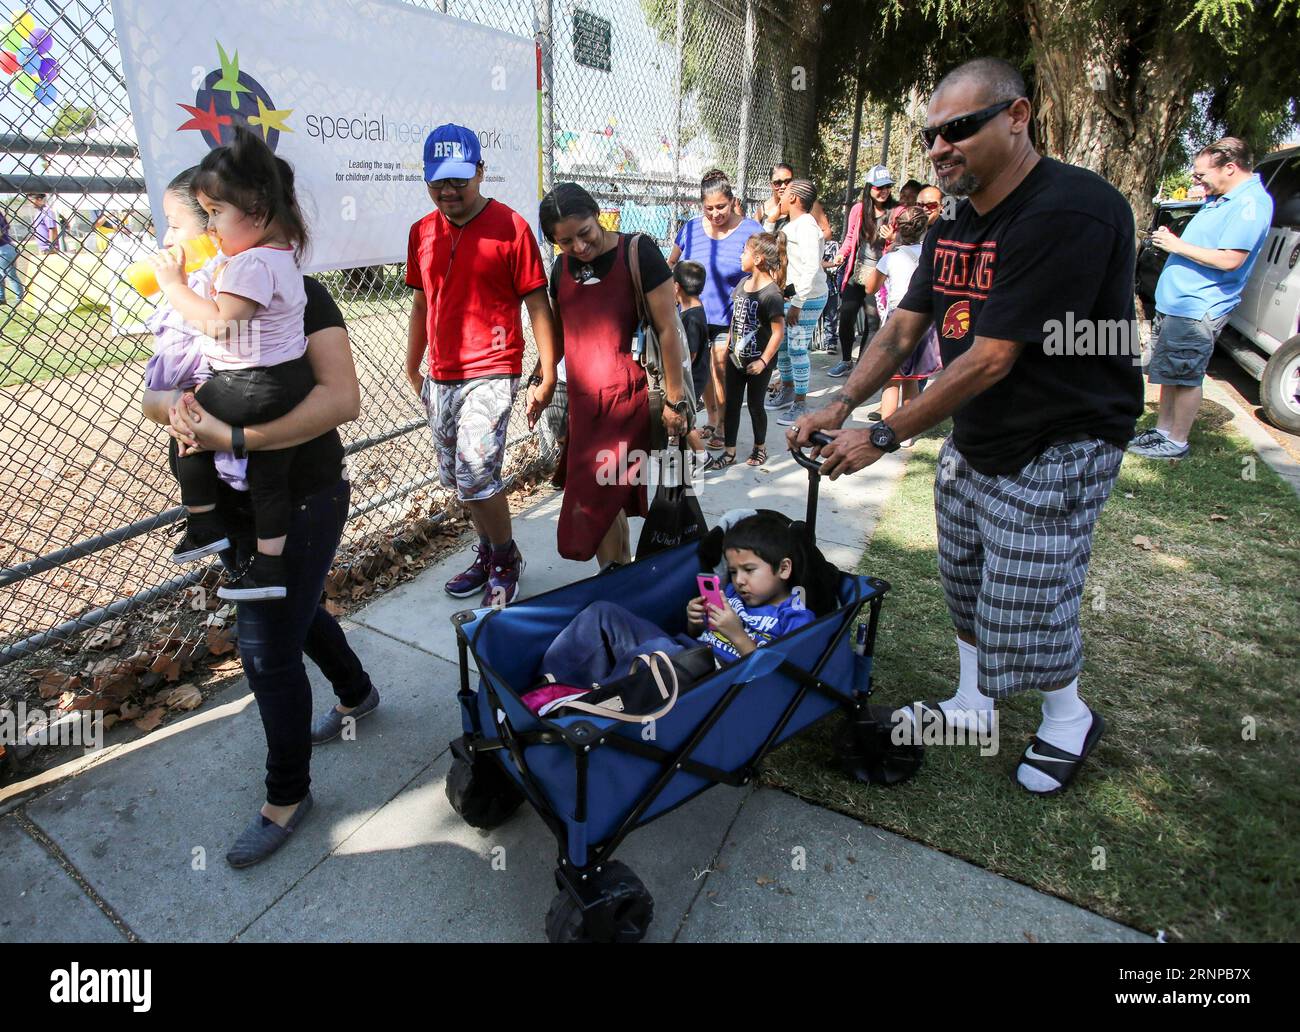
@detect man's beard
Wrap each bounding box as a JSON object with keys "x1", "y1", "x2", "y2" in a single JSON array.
[{"x1": 944, "y1": 170, "x2": 981, "y2": 198}]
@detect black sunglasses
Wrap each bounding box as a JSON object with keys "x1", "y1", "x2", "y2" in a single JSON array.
[{"x1": 921, "y1": 99, "x2": 1017, "y2": 148}]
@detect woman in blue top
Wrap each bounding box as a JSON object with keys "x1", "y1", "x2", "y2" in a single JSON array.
[{"x1": 668, "y1": 170, "x2": 763, "y2": 449}]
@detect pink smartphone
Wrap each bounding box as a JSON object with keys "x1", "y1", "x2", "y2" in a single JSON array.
[{"x1": 697, "y1": 574, "x2": 726, "y2": 623}]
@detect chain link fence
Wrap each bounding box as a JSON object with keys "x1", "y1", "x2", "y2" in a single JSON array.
[{"x1": 0, "y1": 0, "x2": 822, "y2": 709}]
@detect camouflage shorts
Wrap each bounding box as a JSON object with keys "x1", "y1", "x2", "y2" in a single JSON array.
[{"x1": 421, "y1": 375, "x2": 519, "y2": 501}]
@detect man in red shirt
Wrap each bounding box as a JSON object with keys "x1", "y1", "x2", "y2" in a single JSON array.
[{"x1": 405, "y1": 124, "x2": 557, "y2": 606}]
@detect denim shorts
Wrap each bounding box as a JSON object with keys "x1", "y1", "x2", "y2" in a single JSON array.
[{"x1": 1147, "y1": 311, "x2": 1230, "y2": 386}]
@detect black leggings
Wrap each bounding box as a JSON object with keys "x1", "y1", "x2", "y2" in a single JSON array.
[
  {"x1": 723, "y1": 356, "x2": 776, "y2": 449},
  {"x1": 838, "y1": 282, "x2": 880, "y2": 364}
]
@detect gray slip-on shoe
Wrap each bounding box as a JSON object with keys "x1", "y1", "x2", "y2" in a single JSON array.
[
  {"x1": 310, "y1": 686, "x2": 380, "y2": 745},
  {"x1": 226, "y1": 793, "x2": 314, "y2": 869}
]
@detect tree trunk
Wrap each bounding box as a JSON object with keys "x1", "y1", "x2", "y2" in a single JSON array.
[{"x1": 1025, "y1": 0, "x2": 1197, "y2": 229}]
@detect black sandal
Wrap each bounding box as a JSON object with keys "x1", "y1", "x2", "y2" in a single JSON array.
[
  {"x1": 746, "y1": 445, "x2": 767, "y2": 466},
  {"x1": 1015, "y1": 708, "x2": 1106, "y2": 797},
  {"x1": 702, "y1": 451, "x2": 736, "y2": 472}
]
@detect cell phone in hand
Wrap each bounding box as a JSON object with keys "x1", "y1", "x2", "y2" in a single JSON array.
[{"x1": 697, "y1": 574, "x2": 726, "y2": 625}]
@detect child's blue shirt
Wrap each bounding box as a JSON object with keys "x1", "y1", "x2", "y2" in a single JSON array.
[{"x1": 697, "y1": 584, "x2": 816, "y2": 662}]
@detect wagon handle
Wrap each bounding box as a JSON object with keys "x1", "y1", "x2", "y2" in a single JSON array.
[
  {"x1": 789, "y1": 432, "x2": 833, "y2": 535},
  {"x1": 789, "y1": 431, "x2": 834, "y2": 474}
]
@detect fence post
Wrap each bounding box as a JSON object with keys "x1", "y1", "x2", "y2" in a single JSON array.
[
  {"x1": 536, "y1": 0, "x2": 555, "y2": 202},
  {"x1": 673, "y1": 0, "x2": 684, "y2": 235},
  {"x1": 736, "y1": 0, "x2": 756, "y2": 206}
]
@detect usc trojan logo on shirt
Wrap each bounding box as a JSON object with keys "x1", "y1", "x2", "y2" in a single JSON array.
[{"x1": 940, "y1": 300, "x2": 971, "y2": 338}]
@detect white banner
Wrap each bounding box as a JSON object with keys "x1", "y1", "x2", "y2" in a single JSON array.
[{"x1": 111, "y1": 0, "x2": 541, "y2": 271}]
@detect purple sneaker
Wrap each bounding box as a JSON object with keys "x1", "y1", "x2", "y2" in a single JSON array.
[
  {"x1": 445, "y1": 544, "x2": 491, "y2": 598},
  {"x1": 482, "y1": 543, "x2": 524, "y2": 608}
]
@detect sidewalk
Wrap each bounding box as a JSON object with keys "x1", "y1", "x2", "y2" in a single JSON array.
[{"x1": 0, "y1": 364, "x2": 1148, "y2": 943}]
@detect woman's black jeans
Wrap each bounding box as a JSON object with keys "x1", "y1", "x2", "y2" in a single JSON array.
[
  {"x1": 227, "y1": 478, "x2": 372, "y2": 805},
  {"x1": 837, "y1": 281, "x2": 880, "y2": 364}
]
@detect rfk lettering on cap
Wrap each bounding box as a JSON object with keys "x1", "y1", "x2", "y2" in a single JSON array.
[{"x1": 424, "y1": 124, "x2": 481, "y2": 182}]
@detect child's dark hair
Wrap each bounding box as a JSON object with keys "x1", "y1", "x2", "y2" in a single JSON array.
[
  {"x1": 165, "y1": 166, "x2": 208, "y2": 228},
  {"x1": 673, "y1": 260, "x2": 705, "y2": 297},
  {"x1": 721, "y1": 512, "x2": 839, "y2": 616},
  {"x1": 894, "y1": 205, "x2": 930, "y2": 245},
  {"x1": 700, "y1": 168, "x2": 735, "y2": 201},
  {"x1": 539, "y1": 182, "x2": 600, "y2": 243},
  {"x1": 193, "y1": 126, "x2": 309, "y2": 259},
  {"x1": 746, "y1": 231, "x2": 787, "y2": 287}
]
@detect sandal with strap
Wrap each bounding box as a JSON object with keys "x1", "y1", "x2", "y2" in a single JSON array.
[
  {"x1": 746, "y1": 445, "x2": 767, "y2": 466},
  {"x1": 702, "y1": 451, "x2": 737, "y2": 472},
  {"x1": 1015, "y1": 708, "x2": 1106, "y2": 797}
]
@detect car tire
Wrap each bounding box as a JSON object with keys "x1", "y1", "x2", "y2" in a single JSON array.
[{"x1": 1260, "y1": 334, "x2": 1300, "y2": 434}]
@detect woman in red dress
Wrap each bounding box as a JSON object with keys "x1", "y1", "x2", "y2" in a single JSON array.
[{"x1": 534, "y1": 184, "x2": 690, "y2": 568}]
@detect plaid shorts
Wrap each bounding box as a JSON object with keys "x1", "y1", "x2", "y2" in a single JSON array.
[
  {"x1": 934, "y1": 435, "x2": 1123, "y2": 699},
  {"x1": 421, "y1": 375, "x2": 519, "y2": 501}
]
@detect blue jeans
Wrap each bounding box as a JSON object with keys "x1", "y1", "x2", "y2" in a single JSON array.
[
  {"x1": 541, "y1": 600, "x2": 696, "y2": 686},
  {"x1": 228, "y1": 479, "x2": 372, "y2": 804},
  {"x1": 0, "y1": 243, "x2": 21, "y2": 304}
]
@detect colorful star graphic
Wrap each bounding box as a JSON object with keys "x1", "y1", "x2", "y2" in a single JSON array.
[
  {"x1": 177, "y1": 97, "x2": 232, "y2": 136},
  {"x1": 212, "y1": 41, "x2": 252, "y2": 110},
  {"x1": 247, "y1": 95, "x2": 293, "y2": 140}
]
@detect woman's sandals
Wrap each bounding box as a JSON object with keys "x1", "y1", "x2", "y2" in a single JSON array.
[{"x1": 746, "y1": 445, "x2": 767, "y2": 466}]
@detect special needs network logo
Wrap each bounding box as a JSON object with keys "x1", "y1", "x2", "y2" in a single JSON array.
[
  {"x1": 177, "y1": 41, "x2": 292, "y2": 150},
  {"x1": 1, "y1": 10, "x2": 59, "y2": 106}
]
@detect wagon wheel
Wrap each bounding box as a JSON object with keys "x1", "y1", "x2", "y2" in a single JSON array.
[
  {"x1": 834, "y1": 705, "x2": 924, "y2": 787},
  {"x1": 444, "y1": 740, "x2": 526, "y2": 830},
  {"x1": 545, "y1": 862, "x2": 655, "y2": 944}
]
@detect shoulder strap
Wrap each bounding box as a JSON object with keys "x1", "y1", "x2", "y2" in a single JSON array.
[
  {"x1": 551, "y1": 651, "x2": 680, "y2": 724},
  {"x1": 627, "y1": 232, "x2": 650, "y2": 325}
]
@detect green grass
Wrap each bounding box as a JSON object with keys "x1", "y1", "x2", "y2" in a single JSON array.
[
  {"x1": 0, "y1": 304, "x2": 149, "y2": 387},
  {"x1": 763, "y1": 406, "x2": 1300, "y2": 942}
]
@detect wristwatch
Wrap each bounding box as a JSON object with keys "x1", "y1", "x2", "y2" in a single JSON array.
[
  {"x1": 527, "y1": 373, "x2": 544, "y2": 387},
  {"x1": 869, "y1": 422, "x2": 900, "y2": 453},
  {"x1": 231, "y1": 425, "x2": 247, "y2": 460},
  {"x1": 666, "y1": 398, "x2": 693, "y2": 417}
]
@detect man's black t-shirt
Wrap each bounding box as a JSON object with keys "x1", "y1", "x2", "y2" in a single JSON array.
[{"x1": 898, "y1": 157, "x2": 1142, "y2": 475}]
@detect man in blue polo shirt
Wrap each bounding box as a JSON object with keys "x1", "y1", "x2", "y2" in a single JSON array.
[{"x1": 1130, "y1": 137, "x2": 1273, "y2": 459}]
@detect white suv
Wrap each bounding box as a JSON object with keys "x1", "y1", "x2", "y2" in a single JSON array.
[{"x1": 1221, "y1": 147, "x2": 1300, "y2": 432}]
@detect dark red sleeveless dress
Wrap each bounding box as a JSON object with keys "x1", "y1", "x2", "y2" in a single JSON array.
[{"x1": 554, "y1": 235, "x2": 650, "y2": 561}]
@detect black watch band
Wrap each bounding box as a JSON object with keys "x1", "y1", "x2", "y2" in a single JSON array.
[
  {"x1": 527, "y1": 373, "x2": 543, "y2": 387},
  {"x1": 869, "y1": 422, "x2": 900, "y2": 454},
  {"x1": 231, "y1": 425, "x2": 247, "y2": 460}
]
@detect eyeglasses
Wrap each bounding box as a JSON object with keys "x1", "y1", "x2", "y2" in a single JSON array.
[
  {"x1": 921, "y1": 99, "x2": 1017, "y2": 148},
  {"x1": 921, "y1": 201, "x2": 941, "y2": 211},
  {"x1": 771, "y1": 177, "x2": 792, "y2": 187},
  {"x1": 431, "y1": 178, "x2": 471, "y2": 190}
]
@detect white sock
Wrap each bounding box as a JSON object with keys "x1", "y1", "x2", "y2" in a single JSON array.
[
  {"x1": 1165, "y1": 435, "x2": 1187, "y2": 447},
  {"x1": 903, "y1": 638, "x2": 993, "y2": 733},
  {"x1": 1017, "y1": 678, "x2": 1092, "y2": 792}
]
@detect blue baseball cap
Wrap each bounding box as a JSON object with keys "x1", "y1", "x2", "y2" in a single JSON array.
[{"x1": 423, "y1": 124, "x2": 481, "y2": 182}]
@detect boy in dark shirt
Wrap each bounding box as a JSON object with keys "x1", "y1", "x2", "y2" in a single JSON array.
[
  {"x1": 789, "y1": 57, "x2": 1140, "y2": 798},
  {"x1": 673, "y1": 260, "x2": 710, "y2": 409}
]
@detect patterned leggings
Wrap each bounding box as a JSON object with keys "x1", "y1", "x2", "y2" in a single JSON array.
[{"x1": 776, "y1": 294, "x2": 827, "y2": 395}]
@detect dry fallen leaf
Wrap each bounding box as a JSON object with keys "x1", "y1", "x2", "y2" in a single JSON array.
[
  {"x1": 118, "y1": 702, "x2": 142, "y2": 721},
  {"x1": 84, "y1": 619, "x2": 127, "y2": 651},
  {"x1": 133, "y1": 707, "x2": 165, "y2": 732},
  {"x1": 1131, "y1": 535, "x2": 1156, "y2": 551},
  {"x1": 37, "y1": 671, "x2": 80, "y2": 700},
  {"x1": 1209, "y1": 514, "x2": 1228, "y2": 522},
  {"x1": 756, "y1": 876, "x2": 775, "y2": 886},
  {"x1": 324, "y1": 599, "x2": 345, "y2": 617},
  {"x1": 166, "y1": 685, "x2": 203, "y2": 711},
  {"x1": 206, "y1": 626, "x2": 235, "y2": 657}
]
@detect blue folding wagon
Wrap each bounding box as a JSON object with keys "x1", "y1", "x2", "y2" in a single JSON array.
[{"x1": 445, "y1": 435, "x2": 919, "y2": 941}]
